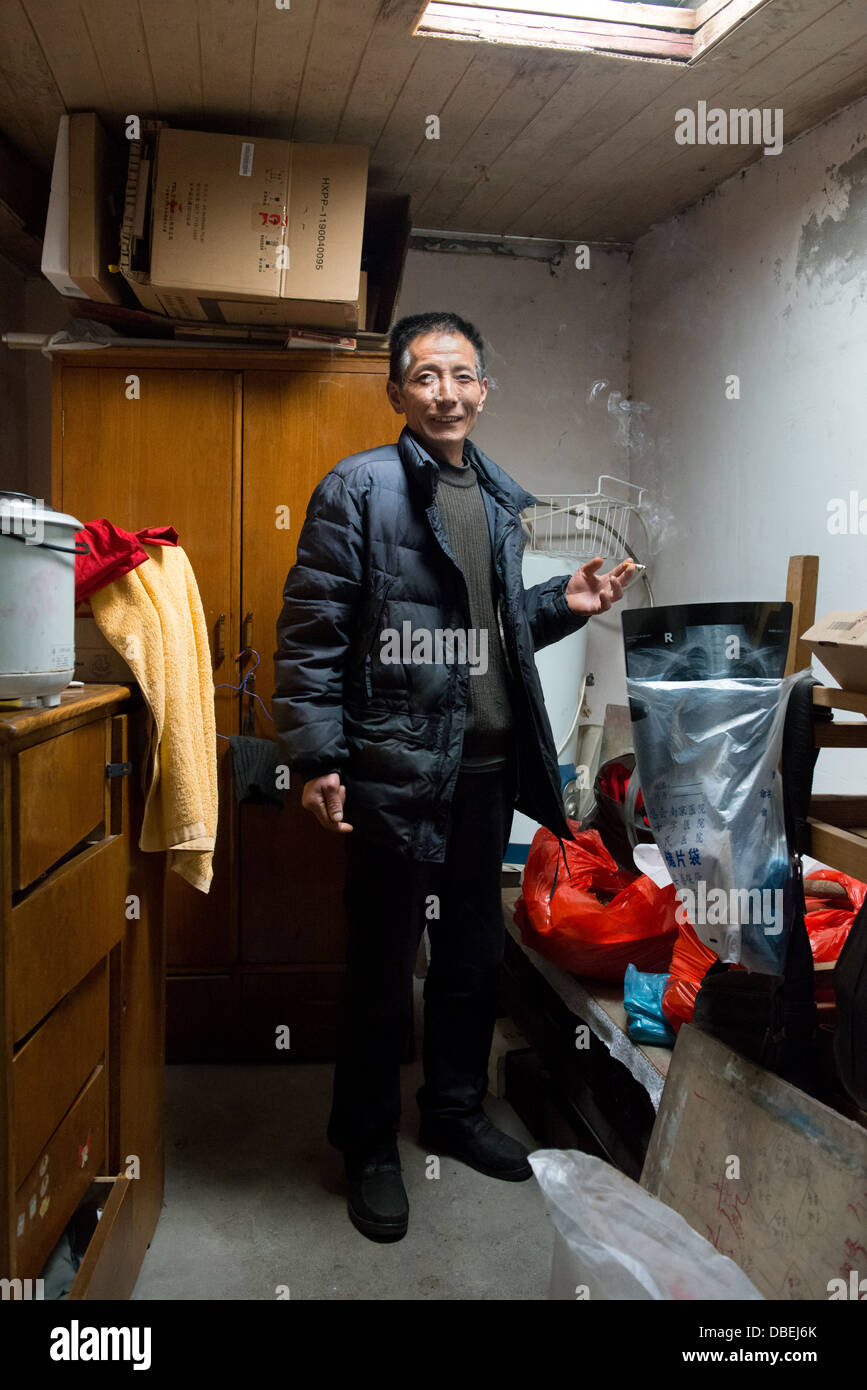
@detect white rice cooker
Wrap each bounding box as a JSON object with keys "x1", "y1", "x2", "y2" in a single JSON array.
[{"x1": 0, "y1": 491, "x2": 89, "y2": 707}]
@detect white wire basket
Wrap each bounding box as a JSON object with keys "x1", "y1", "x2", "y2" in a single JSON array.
[{"x1": 521, "y1": 476, "x2": 647, "y2": 561}]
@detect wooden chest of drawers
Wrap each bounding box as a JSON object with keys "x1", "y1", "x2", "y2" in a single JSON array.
[{"x1": 0, "y1": 685, "x2": 166, "y2": 1298}]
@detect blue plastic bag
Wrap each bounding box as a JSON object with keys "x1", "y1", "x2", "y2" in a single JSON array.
[{"x1": 623, "y1": 963, "x2": 677, "y2": 1046}]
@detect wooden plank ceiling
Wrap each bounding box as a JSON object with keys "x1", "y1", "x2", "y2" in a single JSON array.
[{"x1": 0, "y1": 0, "x2": 865, "y2": 247}]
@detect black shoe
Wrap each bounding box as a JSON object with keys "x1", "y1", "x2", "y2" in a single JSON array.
[
  {"x1": 419, "y1": 1111, "x2": 533, "y2": 1181},
  {"x1": 345, "y1": 1139, "x2": 409, "y2": 1242}
]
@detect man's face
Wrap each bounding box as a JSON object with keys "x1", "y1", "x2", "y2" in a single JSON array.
[{"x1": 387, "y1": 331, "x2": 488, "y2": 457}]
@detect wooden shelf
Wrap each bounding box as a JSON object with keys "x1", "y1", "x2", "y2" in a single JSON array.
[
  {"x1": 502, "y1": 888, "x2": 671, "y2": 1104},
  {"x1": 812, "y1": 686, "x2": 867, "y2": 717},
  {"x1": 809, "y1": 684, "x2": 867, "y2": 883}
]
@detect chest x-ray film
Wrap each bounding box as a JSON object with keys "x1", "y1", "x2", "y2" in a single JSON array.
[{"x1": 621, "y1": 601, "x2": 792, "y2": 682}]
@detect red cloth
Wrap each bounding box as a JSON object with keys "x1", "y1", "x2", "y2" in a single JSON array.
[
  {"x1": 74, "y1": 519, "x2": 179, "y2": 604},
  {"x1": 598, "y1": 759, "x2": 650, "y2": 826}
]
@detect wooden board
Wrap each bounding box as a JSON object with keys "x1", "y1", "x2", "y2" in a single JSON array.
[
  {"x1": 786, "y1": 555, "x2": 819, "y2": 676},
  {"x1": 641, "y1": 1024, "x2": 867, "y2": 1301},
  {"x1": 397, "y1": 44, "x2": 546, "y2": 221},
  {"x1": 292, "y1": 0, "x2": 389, "y2": 145},
  {"x1": 338, "y1": 1, "x2": 441, "y2": 150},
  {"x1": 138, "y1": 0, "x2": 206, "y2": 125},
  {"x1": 417, "y1": 4, "x2": 695, "y2": 60},
  {"x1": 5, "y1": 0, "x2": 867, "y2": 239}
]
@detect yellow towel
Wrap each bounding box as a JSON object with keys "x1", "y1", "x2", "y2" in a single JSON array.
[{"x1": 90, "y1": 544, "x2": 218, "y2": 893}]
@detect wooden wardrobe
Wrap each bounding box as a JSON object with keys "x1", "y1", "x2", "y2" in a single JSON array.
[{"x1": 52, "y1": 347, "x2": 397, "y2": 1060}]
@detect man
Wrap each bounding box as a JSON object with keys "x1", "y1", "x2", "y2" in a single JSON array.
[{"x1": 273, "y1": 311, "x2": 632, "y2": 1243}]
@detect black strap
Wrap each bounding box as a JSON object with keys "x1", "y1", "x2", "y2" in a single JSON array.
[
  {"x1": 694, "y1": 673, "x2": 825, "y2": 1087},
  {"x1": 781, "y1": 673, "x2": 829, "y2": 856},
  {"x1": 549, "y1": 836, "x2": 572, "y2": 900}
]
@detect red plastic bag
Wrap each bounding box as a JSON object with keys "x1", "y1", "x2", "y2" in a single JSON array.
[
  {"x1": 661, "y1": 916, "x2": 719, "y2": 1034},
  {"x1": 661, "y1": 866, "x2": 867, "y2": 1033},
  {"x1": 514, "y1": 823, "x2": 679, "y2": 982},
  {"x1": 804, "y1": 867, "x2": 866, "y2": 964}
]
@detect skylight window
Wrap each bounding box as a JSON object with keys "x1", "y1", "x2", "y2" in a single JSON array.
[{"x1": 415, "y1": 0, "x2": 774, "y2": 64}]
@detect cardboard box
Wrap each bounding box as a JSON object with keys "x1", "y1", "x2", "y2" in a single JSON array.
[
  {"x1": 146, "y1": 129, "x2": 368, "y2": 312},
  {"x1": 42, "y1": 116, "x2": 85, "y2": 299},
  {"x1": 118, "y1": 126, "x2": 411, "y2": 334},
  {"x1": 151, "y1": 131, "x2": 367, "y2": 301},
  {"x1": 197, "y1": 271, "x2": 367, "y2": 331},
  {"x1": 42, "y1": 113, "x2": 128, "y2": 305},
  {"x1": 801, "y1": 610, "x2": 867, "y2": 693},
  {"x1": 148, "y1": 269, "x2": 367, "y2": 331},
  {"x1": 68, "y1": 113, "x2": 127, "y2": 303},
  {"x1": 74, "y1": 608, "x2": 136, "y2": 684},
  {"x1": 126, "y1": 285, "x2": 366, "y2": 332}
]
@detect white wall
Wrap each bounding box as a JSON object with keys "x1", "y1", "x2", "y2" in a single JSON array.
[
  {"x1": 395, "y1": 245, "x2": 638, "y2": 735},
  {"x1": 631, "y1": 96, "x2": 867, "y2": 795}
]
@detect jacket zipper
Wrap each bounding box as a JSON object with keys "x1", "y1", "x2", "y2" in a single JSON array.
[
  {"x1": 493, "y1": 514, "x2": 527, "y2": 803},
  {"x1": 363, "y1": 587, "x2": 390, "y2": 699},
  {"x1": 496, "y1": 597, "x2": 516, "y2": 682},
  {"x1": 495, "y1": 516, "x2": 521, "y2": 684},
  {"x1": 495, "y1": 512, "x2": 569, "y2": 820}
]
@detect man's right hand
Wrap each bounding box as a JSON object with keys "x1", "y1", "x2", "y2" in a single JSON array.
[{"x1": 301, "y1": 772, "x2": 353, "y2": 834}]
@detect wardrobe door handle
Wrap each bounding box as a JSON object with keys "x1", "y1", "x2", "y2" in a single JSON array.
[
  {"x1": 242, "y1": 611, "x2": 254, "y2": 657},
  {"x1": 214, "y1": 612, "x2": 226, "y2": 663}
]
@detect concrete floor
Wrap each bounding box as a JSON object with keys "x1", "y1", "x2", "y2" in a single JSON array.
[{"x1": 131, "y1": 984, "x2": 554, "y2": 1300}]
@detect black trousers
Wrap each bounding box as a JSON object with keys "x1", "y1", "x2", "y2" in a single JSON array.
[{"x1": 326, "y1": 758, "x2": 517, "y2": 1156}]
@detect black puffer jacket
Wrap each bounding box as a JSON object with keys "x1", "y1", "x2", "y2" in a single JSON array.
[{"x1": 273, "y1": 425, "x2": 588, "y2": 862}]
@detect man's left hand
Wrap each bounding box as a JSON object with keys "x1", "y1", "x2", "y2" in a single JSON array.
[{"x1": 565, "y1": 557, "x2": 635, "y2": 615}]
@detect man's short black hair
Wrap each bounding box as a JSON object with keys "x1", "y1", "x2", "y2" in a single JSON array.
[{"x1": 388, "y1": 312, "x2": 486, "y2": 386}]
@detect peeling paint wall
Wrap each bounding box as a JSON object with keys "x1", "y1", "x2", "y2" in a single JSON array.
[{"x1": 631, "y1": 96, "x2": 867, "y2": 795}]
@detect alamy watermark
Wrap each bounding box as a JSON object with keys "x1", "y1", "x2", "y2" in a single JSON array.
[
  {"x1": 827, "y1": 490, "x2": 866, "y2": 534},
  {"x1": 1, "y1": 1277, "x2": 44, "y2": 1299},
  {"x1": 0, "y1": 495, "x2": 44, "y2": 544},
  {"x1": 675, "y1": 881, "x2": 784, "y2": 935},
  {"x1": 378, "y1": 623, "x2": 488, "y2": 675},
  {"x1": 675, "y1": 102, "x2": 783, "y2": 157}
]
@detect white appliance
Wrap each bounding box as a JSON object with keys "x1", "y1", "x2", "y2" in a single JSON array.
[
  {"x1": 0, "y1": 492, "x2": 88, "y2": 707},
  {"x1": 508, "y1": 550, "x2": 588, "y2": 860},
  {"x1": 507, "y1": 477, "x2": 649, "y2": 864}
]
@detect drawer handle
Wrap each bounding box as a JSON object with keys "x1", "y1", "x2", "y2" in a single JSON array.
[{"x1": 105, "y1": 761, "x2": 132, "y2": 779}]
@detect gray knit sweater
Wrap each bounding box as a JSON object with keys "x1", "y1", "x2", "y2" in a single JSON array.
[{"x1": 435, "y1": 455, "x2": 515, "y2": 769}]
